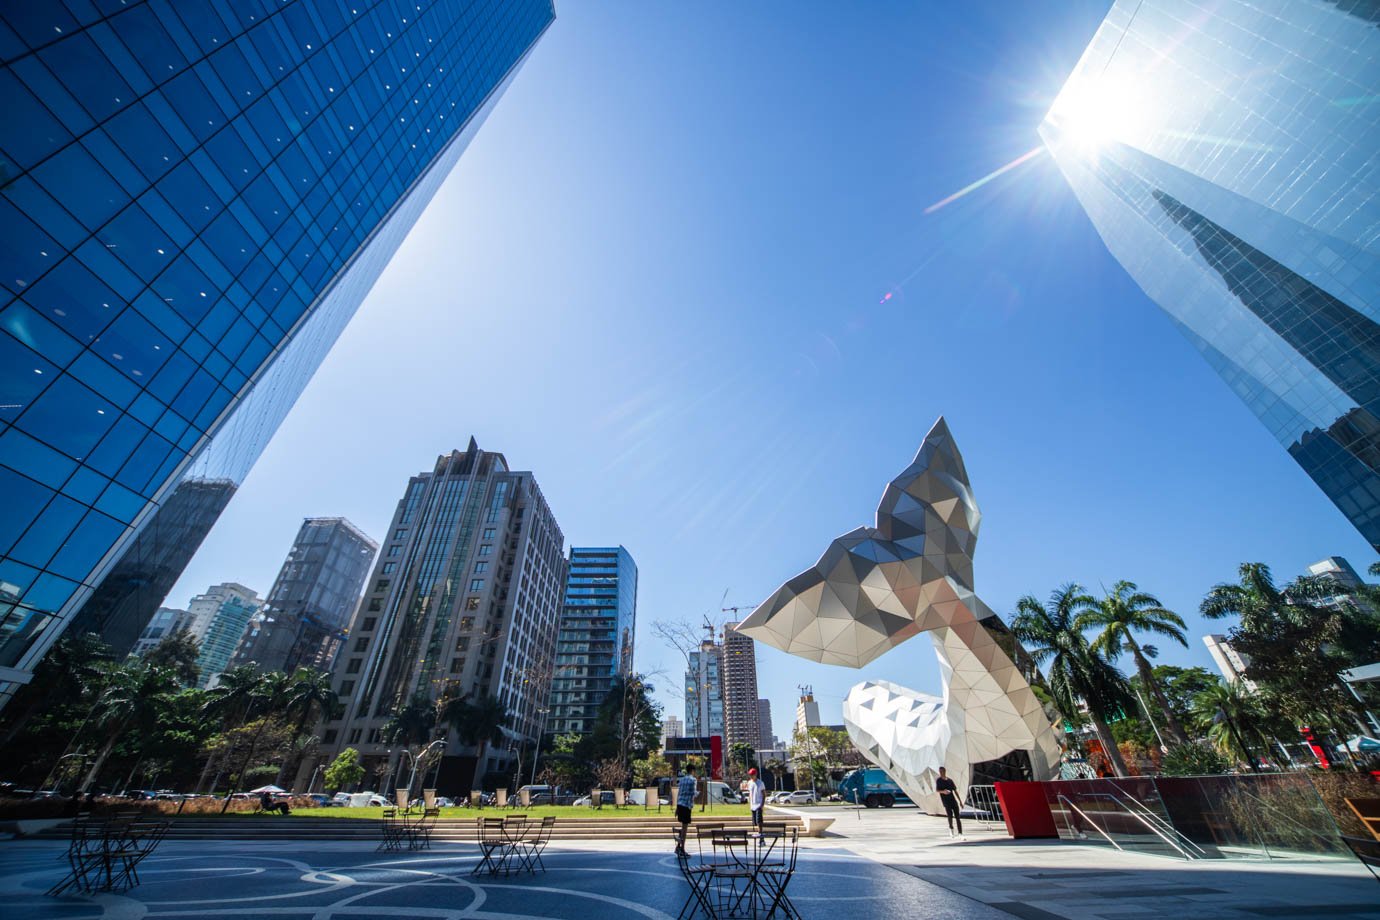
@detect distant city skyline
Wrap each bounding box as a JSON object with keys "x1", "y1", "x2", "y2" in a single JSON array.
[{"x1": 153, "y1": 2, "x2": 1375, "y2": 740}]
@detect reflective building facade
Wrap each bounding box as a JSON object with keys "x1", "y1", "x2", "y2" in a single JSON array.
[
  {"x1": 0, "y1": 1, "x2": 555, "y2": 705},
  {"x1": 1041, "y1": 0, "x2": 1380, "y2": 548},
  {"x1": 231, "y1": 516, "x2": 377, "y2": 675},
  {"x1": 313, "y1": 440, "x2": 567, "y2": 793},
  {"x1": 548, "y1": 546, "x2": 637, "y2": 735}
]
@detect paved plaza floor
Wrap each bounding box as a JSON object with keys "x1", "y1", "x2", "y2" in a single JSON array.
[{"x1": 2, "y1": 806, "x2": 1376, "y2": 920}]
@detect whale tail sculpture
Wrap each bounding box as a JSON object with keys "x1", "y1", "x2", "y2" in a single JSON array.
[{"x1": 736, "y1": 418, "x2": 1059, "y2": 805}]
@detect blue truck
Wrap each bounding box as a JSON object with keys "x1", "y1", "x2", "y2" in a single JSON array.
[{"x1": 837, "y1": 767, "x2": 911, "y2": 808}]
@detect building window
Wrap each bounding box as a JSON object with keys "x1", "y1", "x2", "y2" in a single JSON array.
[
  {"x1": 474, "y1": 562, "x2": 488, "y2": 574},
  {"x1": 450, "y1": 657, "x2": 464, "y2": 672},
  {"x1": 479, "y1": 544, "x2": 492, "y2": 556},
  {"x1": 465, "y1": 597, "x2": 480, "y2": 610},
  {"x1": 323, "y1": 729, "x2": 338, "y2": 744},
  {"x1": 387, "y1": 545, "x2": 401, "y2": 557},
  {"x1": 337, "y1": 683, "x2": 353, "y2": 697},
  {"x1": 460, "y1": 616, "x2": 474, "y2": 631},
  {"x1": 456, "y1": 637, "x2": 470, "y2": 651},
  {"x1": 347, "y1": 729, "x2": 362, "y2": 744},
  {"x1": 394, "y1": 529, "x2": 407, "y2": 540},
  {"x1": 375, "y1": 579, "x2": 390, "y2": 591},
  {"x1": 362, "y1": 617, "x2": 376, "y2": 631},
  {"x1": 368, "y1": 598, "x2": 382, "y2": 611},
  {"x1": 368, "y1": 729, "x2": 382, "y2": 744},
  {"x1": 346, "y1": 658, "x2": 362, "y2": 674},
  {"x1": 354, "y1": 637, "x2": 368, "y2": 652},
  {"x1": 382, "y1": 562, "x2": 397, "y2": 574},
  {"x1": 469, "y1": 579, "x2": 483, "y2": 592}
]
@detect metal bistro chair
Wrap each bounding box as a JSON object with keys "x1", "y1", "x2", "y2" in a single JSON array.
[
  {"x1": 48, "y1": 817, "x2": 109, "y2": 896},
  {"x1": 758, "y1": 826, "x2": 801, "y2": 919},
  {"x1": 473, "y1": 818, "x2": 509, "y2": 875},
  {"x1": 108, "y1": 818, "x2": 170, "y2": 890},
  {"x1": 673, "y1": 825, "x2": 722, "y2": 920},
  {"x1": 515, "y1": 815, "x2": 556, "y2": 873},
  {"x1": 410, "y1": 807, "x2": 441, "y2": 851},
  {"x1": 708, "y1": 829, "x2": 754, "y2": 918},
  {"x1": 378, "y1": 809, "x2": 407, "y2": 852}
]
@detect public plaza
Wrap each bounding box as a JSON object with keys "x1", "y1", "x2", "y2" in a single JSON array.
[{"x1": 4, "y1": 807, "x2": 1376, "y2": 920}]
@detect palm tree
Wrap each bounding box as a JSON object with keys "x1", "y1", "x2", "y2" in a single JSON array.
[
  {"x1": 1201, "y1": 562, "x2": 1366, "y2": 768},
  {"x1": 1075, "y1": 581, "x2": 1191, "y2": 745},
  {"x1": 1189, "y1": 680, "x2": 1269, "y2": 771},
  {"x1": 78, "y1": 661, "x2": 179, "y2": 792},
  {"x1": 196, "y1": 664, "x2": 265, "y2": 793},
  {"x1": 275, "y1": 669, "x2": 339, "y2": 787},
  {"x1": 218, "y1": 670, "x2": 293, "y2": 812},
  {"x1": 440, "y1": 693, "x2": 509, "y2": 787},
  {"x1": 383, "y1": 693, "x2": 438, "y2": 748},
  {"x1": 1011, "y1": 583, "x2": 1135, "y2": 778}
]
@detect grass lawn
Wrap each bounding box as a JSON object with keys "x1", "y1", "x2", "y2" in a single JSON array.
[{"x1": 229, "y1": 803, "x2": 755, "y2": 820}]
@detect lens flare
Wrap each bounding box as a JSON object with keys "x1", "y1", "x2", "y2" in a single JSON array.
[{"x1": 922, "y1": 145, "x2": 1046, "y2": 215}]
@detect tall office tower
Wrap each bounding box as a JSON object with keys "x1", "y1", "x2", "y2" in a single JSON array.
[
  {"x1": 130, "y1": 605, "x2": 193, "y2": 658},
  {"x1": 756, "y1": 699, "x2": 774, "y2": 752},
  {"x1": 0, "y1": 2, "x2": 556, "y2": 708},
  {"x1": 721, "y1": 622, "x2": 760, "y2": 753},
  {"x1": 661, "y1": 715, "x2": 684, "y2": 748},
  {"x1": 1203, "y1": 634, "x2": 1257, "y2": 692},
  {"x1": 231, "y1": 517, "x2": 376, "y2": 675},
  {"x1": 314, "y1": 440, "x2": 566, "y2": 792},
  {"x1": 1041, "y1": 1, "x2": 1380, "y2": 550},
  {"x1": 548, "y1": 546, "x2": 637, "y2": 735},
  {"x1": 684, "y1": 638, "x2": 724, "y2": 739},
  {"x1": 188, "y1": 582, "x2": 261, "y2": 687}
]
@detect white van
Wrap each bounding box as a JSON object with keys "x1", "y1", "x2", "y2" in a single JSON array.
[{"x1": 705, "y1": 781, "x2": 740, "y2": 805}]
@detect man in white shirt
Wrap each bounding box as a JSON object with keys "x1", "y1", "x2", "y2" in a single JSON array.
[{"x1": 746, "y1": 767, "x2": 766, "y2": 830}]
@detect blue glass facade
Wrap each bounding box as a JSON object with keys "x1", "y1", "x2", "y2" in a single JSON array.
[
  {"x1": 1042, "y1": 0, "x2": 1380, "y2": 548},
  {"x1": 0, "y1": 1, "x2": 554, "y2": 704},
  {"x1": 549, "y1": 546, "x2": 637, "y2": 735}
]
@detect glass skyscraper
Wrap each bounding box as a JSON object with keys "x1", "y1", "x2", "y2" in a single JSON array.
[
  {"x1": 1042, "y1": 0, "x2": 1380, "y2": 548},
  {"x1": 549, "y1": 546, "x2": 637, "y2": 735},
  {"x1": 0, "y1": 1, "x2": 555, "y2": 706}
]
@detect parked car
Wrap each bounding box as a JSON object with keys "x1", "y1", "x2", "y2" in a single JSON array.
[
  {"x1": 332, "y1": 792, "x2": 353, "y2": 806},
  {"x1": 304, "y1": 794, "x2": 338, "y2": 807},
  {"x1": 781, "y1": 790, "x2": 816, "y2": 805},
  {"x1": 768, "y1": 791, "x2": 792, "y2": 804},
  {"x1": 573, "y1": 791, "x2": 618, "y2": 807}
]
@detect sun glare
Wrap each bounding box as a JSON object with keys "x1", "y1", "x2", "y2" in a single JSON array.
[{"x1": 1046, "y1": 74, "x2": 1150, "y2": 157}]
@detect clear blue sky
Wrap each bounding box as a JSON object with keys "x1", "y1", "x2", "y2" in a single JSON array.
[{"x1": 167, "y1": 1, "x2": 1375, "y2": 741}]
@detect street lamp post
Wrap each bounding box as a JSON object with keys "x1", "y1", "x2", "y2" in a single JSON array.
[{"x1": 405, "y1": 740, "x2": 446, "y2": 799}]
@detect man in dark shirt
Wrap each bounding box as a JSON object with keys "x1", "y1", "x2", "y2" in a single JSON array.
[{"x1": 935, "y1": 766, "x2": 963, "y2": 838}]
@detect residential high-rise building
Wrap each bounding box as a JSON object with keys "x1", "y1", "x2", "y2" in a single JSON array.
[
  {"x1": 756, "y1": 699, "x2": 774, "y2": 752},
  {"x1": 685, "y1": 639, "x2": 723, "y2": 740},
  {"x1": 661, "y1": 715, "x2": 684, "y2": 748},
  {"x1": 130, "y1": 606, "x2": 193, "y2": 658},
  {"x1": 312, "y1": 440, "x2": 566, "y2": 792},
  {"x1": 1041, "y1": 1, "x2": 1380, "y2": 550},
  {"x1": 795, "y1": 689, "x2": 821, "y2": 739},
  {"x1": 231, "y1": 517, "x2": 376, "y2": 675},
  {"x1": 188, "y1": 582, "x2": 261, "y2": 688},
  {"x1": 548, "y1": 546, "x2": 637, "y2": 735},
  {"x1": 1203, "y1": 634, "x2": 1256, "y2": 691},
  {"x1": 721, "y1": 622, "x2": 760, "y2": 754},
  {"x1": 1308, "y1": 556, "x2": 1364, "y2": 591},
  {"x1": 0, "y1": 1, "x2": 556, "y2": 708}
]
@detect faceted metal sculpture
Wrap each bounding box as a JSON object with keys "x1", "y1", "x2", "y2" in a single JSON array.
[{"x1": 737, "y1": 418, "x2": 1059, "y2": 805}]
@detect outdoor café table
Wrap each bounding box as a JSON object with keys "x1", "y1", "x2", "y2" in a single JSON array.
[{"x1": 704, "y1": 827, "x2": 799, "y2": 919}]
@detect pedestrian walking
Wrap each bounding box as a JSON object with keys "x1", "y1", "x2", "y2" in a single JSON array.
[
  {"x1": 674, "y1": 767, "x2": 698, "y2": 855},
  {"x1": 935, "y1": 766, "x2": 963, "y2": 838},
  {"x1": 746, "y1": 767, "x2": 765, "y2": 830}
]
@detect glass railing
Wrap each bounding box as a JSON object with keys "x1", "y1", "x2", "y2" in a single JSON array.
[{"x1": 1041, "y1": 773, "x2": 1351, "y2": 862}]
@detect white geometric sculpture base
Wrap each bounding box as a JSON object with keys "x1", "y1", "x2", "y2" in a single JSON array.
[{"x1": 738, "y1": 418, "x2": 1060, "y2": 808}]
